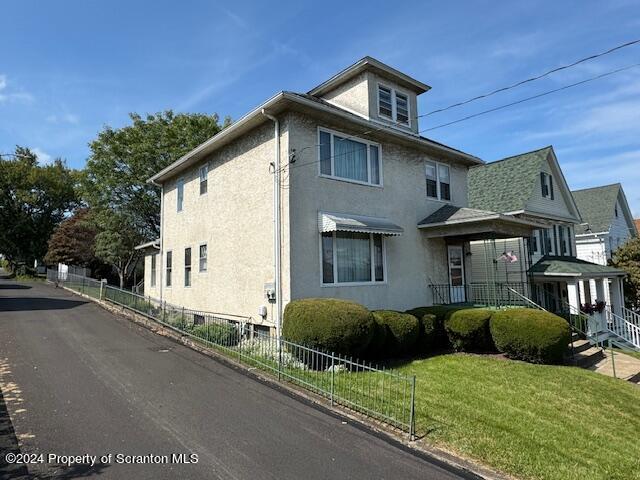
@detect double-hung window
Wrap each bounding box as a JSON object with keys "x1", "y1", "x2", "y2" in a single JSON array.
[
  {"x1": 540, "y1": 172, "x2": 554, "y2": 199},
  {"x1": 425, "y1": 161, "x2": 451, "y2": 201},
  {"x1": 321, "y1": 231, "x2": 385, "y2": 285},
  {"x1": 318, "y1": 129, "x2": 381, "y2": 186},
  {"x1": 184, "y1": 247, "x2": 192, "y2": 287},
  {"x1": 199, "y1": 244, "x2": 207, "y2": 272},
  {"x1": 176, "y1": 178, "x2": 184, "y2": 212},
  {"x1": 199, "y1": 164, "x2": 208, "y2": 195},
  {"x1": 377, "y1": 85, "x2": 410, "y2": 126},
  {"x1": 166, "y1": 251, "x2": 172, "y2": 287},
  {"x1": 150, "y1": 254, "x2": 157, "y2": 287},
  {"x1": 531, "y1": 231, "x2": 540, "y2": 255}
]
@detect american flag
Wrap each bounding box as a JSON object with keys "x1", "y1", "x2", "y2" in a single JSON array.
[{"x1": 498, "y1": 251, "x2": 518, "y2": 263}]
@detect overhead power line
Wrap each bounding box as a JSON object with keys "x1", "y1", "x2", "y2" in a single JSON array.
[
  {"x1": 421, "y1": 62, "x2": 640, "y2": 132},
  {"x1": 279, "y1": 61, "x2": 640, "y2": 175},
  {"x1": 421, "y1": 38, "x2": 640, "y2": 117}
]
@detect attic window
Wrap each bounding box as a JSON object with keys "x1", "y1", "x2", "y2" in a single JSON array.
[
  {"x1": 377, "y1": 84, "x2": 410, "y2": 126},
  {"x1": 540, "y1": 172, "x2": 554, "y2": 199},
  {"x1": 615, "y1": 205, "x2": 618, "y2": 218}
]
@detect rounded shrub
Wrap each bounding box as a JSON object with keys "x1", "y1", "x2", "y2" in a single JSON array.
[
  {"x1": 406, "y1": 306, "x2": 465, "y2": 350},
  {"x1": 371, "y1": 310, "x2": 420, "y2": 357},
  {"x1": 445, "y1": 309, "x2": 495, "y2": 352},
  {"x1": 192, "y1": 322, "x2": 240, "y2": 346},
  {"x1": 283, "y1": 298, "x2": 375, "y2": 357},
  {"x1": 365, "y1": 320, "x2": 389, "y2": 359},
  {"x1": 490, "y1": 308, "x2": 570, "y2": 364}
]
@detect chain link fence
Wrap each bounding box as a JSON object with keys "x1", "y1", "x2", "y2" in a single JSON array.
[{"x1": 47, "y1": 269, "x2": 417, "y2": 438}]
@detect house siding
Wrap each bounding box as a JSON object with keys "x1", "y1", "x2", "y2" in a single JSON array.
[
  {"x1": 153, "y1": 119, "x2": 291, "y2": 327},
  {"x1": 525, "y1": 157, "x2": 574, "y2": 219},
  {"x1": 287, "y1": 112, "x2": 466, "y2": 311}
]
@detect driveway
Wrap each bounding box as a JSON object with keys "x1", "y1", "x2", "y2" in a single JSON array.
[{"x1": 0, "y1": 277, "x2": 470, "y2": 479}]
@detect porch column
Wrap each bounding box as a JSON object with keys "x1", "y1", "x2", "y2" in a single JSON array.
[
  {"x1": 594, "y1": 278, "x2": 606, "y2": 303},
  {"x1": 578, "y1": 281, "x2": 586, "y2": 305},
  {"x1": 609, "y1": 277, "x2": 624, "y2": 314},
  {"x1": 566, "y1": 280, "x2": 580, "y2": 312},
  {"x1": 588, "y1": 279, "x2": 597, "y2": 304}
]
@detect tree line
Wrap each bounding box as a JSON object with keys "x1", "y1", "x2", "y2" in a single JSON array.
[{"x1": 0, "y1": 110, "x2": 229, "y2": 287}]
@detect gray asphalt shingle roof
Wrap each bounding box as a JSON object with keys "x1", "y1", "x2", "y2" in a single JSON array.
[
  {"x1": 571, "y1": 184, "x2": 621, "y2": 234},
  {"x1": 417, "y1": 205, "x2": 498, "y2": 226},
  {"x1": 468, "y1": 146, "x2": 552, "y2": 213},
  {"x1": 529, "y1": 255, "x2": 625, "y2": 277}
]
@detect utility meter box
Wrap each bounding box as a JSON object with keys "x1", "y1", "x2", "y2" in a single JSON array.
[{"x1": 264, "y1": 282, "x2": 276, "y2": 303}]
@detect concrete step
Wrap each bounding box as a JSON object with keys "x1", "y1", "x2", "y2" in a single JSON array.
[
  {"x1": 570, "y1": 331, "x2": 582, "y2": 342},
  {"x1": 570, "y1": 345, "x2": 606, "y2": 368},
  {"x1": 570, "y1": 339, "x2": 593, "y2": 355}
]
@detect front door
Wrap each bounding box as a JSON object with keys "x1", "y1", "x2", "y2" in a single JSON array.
[{"x1": 448, "y1": 245, "x2": 466, "y2": 303}]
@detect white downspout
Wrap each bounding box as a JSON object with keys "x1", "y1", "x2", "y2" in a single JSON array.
[
  {"x1": 159, "y1": 182, "x2": 164, "y2": 303},
  {"x1": 262, "y1": 109, "x2": 282, "y2": 339}
]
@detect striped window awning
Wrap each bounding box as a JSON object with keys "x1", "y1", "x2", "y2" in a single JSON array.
[{"x1": 319, "y1": 211, "x2": 403, "y2": 236}]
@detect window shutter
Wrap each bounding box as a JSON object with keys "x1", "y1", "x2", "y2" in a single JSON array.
[
  {"x1": 540, "y1": 172, "x2": 547, "y2": 197},
  {"x1": 549, "y1": 175, "x2": 554, "y2": 200}
]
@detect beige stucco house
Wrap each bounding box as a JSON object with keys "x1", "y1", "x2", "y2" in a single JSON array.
[
  {"x1": 139, "y1": 57, "x2": 546, "y2": 334},
  {"x1": 138, "y1": 56, "x2": 639, "y2": 351}
]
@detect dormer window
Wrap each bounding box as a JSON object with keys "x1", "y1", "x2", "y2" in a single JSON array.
[
  {"x1": 377, "y1": 84, "x2": 410, "y2": 126},
  {"x1": 540, "y1": 172, "x2": 554, "y2": 199}
]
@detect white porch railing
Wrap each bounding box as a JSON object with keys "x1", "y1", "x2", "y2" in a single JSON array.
[
  {"x1": 621, "y1": 306, "x2": 640, "y2": 327},
  {"x1": 604, "y1": 308, "x2": 640, "y2": 350}
]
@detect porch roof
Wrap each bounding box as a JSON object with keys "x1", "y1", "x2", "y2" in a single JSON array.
[
  {"x1": 417, "y1": 205, "x2": 544, "y2": 240},
  {"x1": 319, "y1": 211, "x2": 404, "y2": 236},
  {"x1": 528, "y1": 255, "x2": 626, "y2": 278}
]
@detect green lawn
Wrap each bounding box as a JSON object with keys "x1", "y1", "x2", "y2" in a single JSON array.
[{"x1": 395, "y1": 354, "x2": 640, "y2": 480}]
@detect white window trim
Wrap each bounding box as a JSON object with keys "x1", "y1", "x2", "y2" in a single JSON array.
[
  {"x1": 165, "y1": 250, "x2": 173, "y2": 288},
  {"x1": 425, "y1": 160, "x2": 452, "y2": 202},
  {"x1": 150, "y1": 253, "x2": 157, "y2": 287},
  {"x1": 176, "y1": 178, "x2": 185, "y2": 212},
  {"x1": 199, "y1": 164, "x2": 208, "y2": 196},
  {"x1": 541, "y1": 172, "x2": 553, "y2": 199},
  {"x1": 377, "y1": 82, "x2": 411, "y2": 128},
  {"x1": 317, "y1": 126, "x2": 383, "y2": 187},
  {"x1": 199, "y1": 242, "x2": 208, "y2": 273},
  {"x1": 184, "y1": 246, "x2": 192, "y2": 288},
  {"x1": 319, "y1": 231, "x2": 388, "y2": 287}
]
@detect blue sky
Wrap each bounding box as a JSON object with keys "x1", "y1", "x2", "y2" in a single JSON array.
[{"x1": 1, "y1": 1, "x2": 639, "y2": 214}]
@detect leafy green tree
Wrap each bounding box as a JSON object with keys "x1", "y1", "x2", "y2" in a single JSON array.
[
  {"x1": 44, "y1": 208, "x2": 97, "y2": 267},
  {"x1": 82, "y1": 111, "x2": 224, "y2": 286},
  {"x1": 82, "y1": 111, "x2": 224, "y2": 239},
  {"x1": 93, "y1": 211, "x2": 144, "y2": 288},
  {"x1": 0, "y1": 147, "x2": 78, "y2": 271},
  {"x1": 611, "y1": 237, "x2": 640, "y2": 309}
]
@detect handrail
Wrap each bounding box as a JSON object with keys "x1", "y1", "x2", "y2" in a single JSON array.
[
  {"x1": 621, "y1": 306, "x2": 640, "y2": 327},
  {"x1": 506, "y1": 287, "x2": 546, "y2": 311}
]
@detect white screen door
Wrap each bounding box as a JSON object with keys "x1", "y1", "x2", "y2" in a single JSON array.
[{"x1": 448, "y1": 245, "x2": 466, "y2": 303}]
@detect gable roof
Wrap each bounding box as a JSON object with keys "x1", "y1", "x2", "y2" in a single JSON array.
[
  {"x1": 308, "y1": 56, "x2": 431, "y2": 97},
  {"x1": 468, "y1": 146, "x2": 552, "y2": 213},
  {"x1": 468, "y1": 145, "x2": 581, "y2": 222},
  {"x1": 572, "y1": 183, "x2": 636, "y2": 235},
  {"x1": 149, "y1": 90, "x2": 481, "y2": 184}
]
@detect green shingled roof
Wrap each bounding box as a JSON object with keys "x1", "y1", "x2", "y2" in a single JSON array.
[
  {"x1": 529, "y1": 255, "x2": 625, "y2": 277},
  {"x1": 468, "y1": 146, "x2": 552, "y2": 213},
  {"x1": 571, "y1": 184, "x2": 621, "y2": 234}
]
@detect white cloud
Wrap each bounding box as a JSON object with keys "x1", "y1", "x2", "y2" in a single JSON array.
[
  {"x1": 32, "y1": 148, "x2": 53, "y2": 165},
  {"x1": 0, "y1": 74, "x2": 34, "y2": 104},
  {"x1": 46, "y1": 113, "x2": 79, "y2": 124}
]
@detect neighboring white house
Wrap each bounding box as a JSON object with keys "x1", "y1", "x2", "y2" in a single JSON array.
[
  {"x1": 139, "y1": 57, "x2": 547, "y2": 334},
  {"x1": 464, "y1": 147, "x2": 627, "y2": 317},
  {"x1": 572, "y1": 184, "x2": 637, "y2": 266}
]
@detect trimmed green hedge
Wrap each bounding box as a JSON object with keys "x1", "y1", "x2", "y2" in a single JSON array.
[
  {"x1": 192, "y1": 323, "x2": 240, "y2": 346},
  {"x1": 283, "y1": 298, "x2": 375, "y2": 357},
  {"x1": 445, "y1": 309, "x2": 494, "y2": 352},
  {"x1": 406, "y1": 306, "x2": 467, "y2": 350},
  {"x1": 490, "y1": 308, "x2": 570, "y2": 364},
  {"x1": 371, "y1": 310, "x2": 419, "y2": 357}
]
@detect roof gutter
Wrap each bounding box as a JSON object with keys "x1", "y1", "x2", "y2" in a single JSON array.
[{"x1": 148, "y1": 91, "x2": 481, "y2": 184}]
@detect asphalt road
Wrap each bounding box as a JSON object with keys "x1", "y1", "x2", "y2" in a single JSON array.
[{"x1": 0, "y1": 276, "x2": 469, "y2": 480}]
